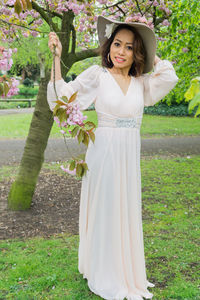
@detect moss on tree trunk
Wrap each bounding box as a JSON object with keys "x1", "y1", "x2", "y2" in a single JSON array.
[{"x1": 8, "y1": 73, "x2": 54, "y2": 210}]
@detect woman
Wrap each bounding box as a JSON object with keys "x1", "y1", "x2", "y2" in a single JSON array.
[{"x1": 47, "y1": 16, "x2": 179, "y2": 300}]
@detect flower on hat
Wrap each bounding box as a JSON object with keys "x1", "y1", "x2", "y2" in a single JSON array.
[
  {"x1": 125, "y1": 15, "x2": 154, "y2": 29},
  {"x1": 104, "y1": 23, "x2": 116, "y2": 38}
]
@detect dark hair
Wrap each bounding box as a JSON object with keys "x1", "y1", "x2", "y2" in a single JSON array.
[{"x1": 100, "y1": 24, "x2": 146, "y2": 77}]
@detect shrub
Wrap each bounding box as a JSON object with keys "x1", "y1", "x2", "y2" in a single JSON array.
[
  {"x1": 144, "y1": 103, "x2": 198, "y2": 117},
  {"x1": 23, "y1": 78, "x2": 34, "y2": 87}
]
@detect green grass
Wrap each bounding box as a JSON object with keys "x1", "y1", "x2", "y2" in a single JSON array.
[
  {"x1": 0, "y1": 155, "x2": 200, "y2": 299},
  {"x1": 0, "y1": 112, "x2": 199, "y2": 139}
]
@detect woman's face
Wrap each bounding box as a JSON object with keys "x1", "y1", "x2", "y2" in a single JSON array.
[{"x1": 110, "y1": 28, "x2": 134, "y2": 71}]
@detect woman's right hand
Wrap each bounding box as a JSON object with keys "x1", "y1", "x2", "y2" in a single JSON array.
[{"x1": 48, "y1": 32, "x2": 62, "y2": 58}]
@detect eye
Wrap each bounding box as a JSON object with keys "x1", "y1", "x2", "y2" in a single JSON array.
[
  {"x1": 114, "y1": 42, "x2": 120, "y2": 47},
  {"x1": 127, "y1": 46, "x2": 133, "y2": 50}
]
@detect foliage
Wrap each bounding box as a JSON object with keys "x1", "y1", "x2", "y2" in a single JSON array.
[
  {"x1": 53, "y1": 93, "x2": 96, "y2": 178},
  {"x1": 184, "y1": 77, "x2": 200, "y2": 117},
  {"x1": 22, "y1": 77, "x2": 34, "y2": 87},
  {"x1": 1, "y1": 0, "x2": 199, "y2": 107},
  {"x1": 157, "y1": 0, "x2": 200, "y2": 105},
  {"x1": 143, "y1": 103, "x2": 198, "y2": 117}
]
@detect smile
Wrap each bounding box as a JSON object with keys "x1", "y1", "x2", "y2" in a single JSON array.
[{"x1": 115, "y1": 57, "x2": 126, "y2": 63}]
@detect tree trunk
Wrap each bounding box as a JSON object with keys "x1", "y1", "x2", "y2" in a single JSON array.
[{"x1": 8, "y1": 71, "x2": 53, "y2": 210}]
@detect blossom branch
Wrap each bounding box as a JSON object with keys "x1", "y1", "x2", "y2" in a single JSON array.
[
  {"x1": 32, "y1": 1, "x2": 58, "y2": 32},
  {"x1": 135, "y1": 0, "x2": 143, "y2": 16}
]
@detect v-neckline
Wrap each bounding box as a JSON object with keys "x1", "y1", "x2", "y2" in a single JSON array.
[{"x1": 105, "y1": 68, "x2": 133, "y2": 97}]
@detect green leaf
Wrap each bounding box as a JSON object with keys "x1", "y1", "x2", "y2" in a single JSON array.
[
  {"x1": 85, "y1": 121, "x2": 96, "y2": 128},
  {"x1": 14, "y1": 0, "x2": 22, "y2": 15},
  {"x1": 88, "y1": 131, "x2": 95, "y2": 143},
  {"x1": 71, "y1": 126, "x2": 79, "y2": 137},
  {"x1": 26, "y1": 0, "x2": 32, "y2": 10},
  {"x1": 60, "y1": 96, "x2": 68, "y2": 103},
  {"x1": 55, "y1": 108, "x2": 66, "y2": 123},
  {"x1": 184, "y1": 81, "x2": 200, "y2": 101},
  {"x1": 68, "y1": 91, "x2": 78, "y2": 104},
  {"x1": 69, "y1": 160, "x2": 76, "y2": 171},
  {"x1": 0, "y1": 84, "x2": 3, "y2": 96},
  {"x1": 188, "y1": 91, "x2": 200, "y2": 111},
  {"x1": 194, "y1": 105, "x2": 200, "y2": 117},
  {"x1": 53, "y1": 104, "x2": 61, "y2": 116},
  {"x1": 82, "y1": 132, "x2": 89, "y2": 147},
  {"x1": 82, "y1": 163, "x2": 89, "y2": 176},
  {"x1": 3, "y1": 83, "x2": 9, "y2": 96},
  {"x1": 76, "y1": 164, "x2": 83, "y2": 178},
  {"x1": 76, "y1": 153, "x2": 86, "y2": 161},
  {"x1": 77, "y1": 129, "x2": 84, "y2": 144}
]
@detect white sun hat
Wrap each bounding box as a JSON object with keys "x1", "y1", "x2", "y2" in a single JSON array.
[{"x1": 97, "y1": 16, "x2": 157, "y2": 73}]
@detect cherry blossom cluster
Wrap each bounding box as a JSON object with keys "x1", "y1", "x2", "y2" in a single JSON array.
[
  {"x1": 5, "y1": 78, "x2": 20, "y2": 97},
  {"x1": 0, "y1": 0, "x2": 42, "y2": 42},
  {"x1": 53, "y1": 94, "x2": 96, "y2": 177},
  {"x1": 125, "y1": 15, "x2": 154, "y2": 29},
  {"x1": 0, "y1": 46, "x2": 19, "y2": 97},
  {"x1": 0, "y1": 47, "x2": 14, "y2": 71},
  {"x1": 54, "y1": 103, "x2": 87, "y2": 130},
  {"x1": 1, "y1": 0, "x2": 188, "y2": 52}
]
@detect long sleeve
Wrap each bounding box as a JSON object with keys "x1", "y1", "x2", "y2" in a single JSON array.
[
  {"x1": 47, "y1": 64, "x2": 101, "y2": 111},
  {"x1": 142, "y1": 60, "x2": 179, "y2": 107}
]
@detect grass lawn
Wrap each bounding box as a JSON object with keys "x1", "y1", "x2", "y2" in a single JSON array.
[
  {"x1": 0, "y1": 112, "x2": 199, "y2": 139},
  {"x1": 0, "y1": 155, "x2": 199, "y2": 299}
]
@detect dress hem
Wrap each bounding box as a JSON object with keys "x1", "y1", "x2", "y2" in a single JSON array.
[{"x1": 80, "y1": 271, "x2": 154, "y2": 300}]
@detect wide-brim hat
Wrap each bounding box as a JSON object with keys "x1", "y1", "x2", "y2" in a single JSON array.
[{"x1": 97, "y1": 16, "x2": 157, "y2": 74}]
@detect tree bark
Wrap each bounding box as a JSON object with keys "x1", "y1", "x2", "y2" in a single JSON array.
[{"x1": 8, "y1": 71, "x2": 53, "y2": 210}]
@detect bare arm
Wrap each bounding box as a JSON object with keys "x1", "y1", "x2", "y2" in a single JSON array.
[{"x1": 48, "y1": 32, "x2": 62, "y2": 82}]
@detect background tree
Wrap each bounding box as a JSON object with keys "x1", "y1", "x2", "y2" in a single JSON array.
[{"x1": 0, "y1": 0, "x2": 198, "y2": 210}]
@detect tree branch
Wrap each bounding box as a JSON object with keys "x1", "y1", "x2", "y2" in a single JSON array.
[
  {"x1": 116, "y1": 4, "x2": 126, "y2": 16},
  {"x1": 71, "y1": 47, "x2": 100, "y2": 63},
  {"x1": 135, "y1": 0, "x2": 143, "y2": 16},
  {"x1": 0, "y1": 19, "x2": 49, "y2": 34},
  {"x1": 32, "y1": 1, "x2": 58, "y2": 32},
  {"x1": 105, "y1": 0, "x2": 126, "y2": 9}
]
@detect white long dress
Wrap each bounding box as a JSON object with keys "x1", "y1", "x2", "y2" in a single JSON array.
[{"x1": 47, "y1": 60, "x2": 179, "y2": 300}]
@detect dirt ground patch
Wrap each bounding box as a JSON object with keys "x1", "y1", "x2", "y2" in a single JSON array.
[{"x1": 0, "y1": 169, "x2": 82, "y2": 240}]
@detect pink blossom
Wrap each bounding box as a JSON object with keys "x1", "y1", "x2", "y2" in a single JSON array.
[
  {"x1": 97, "y1": 0, "x2": 107, "y2": 4},
  {"x1": 182, "y1": 47, "x2": 189, "y2": 53},
  {"x1": 164, "y1": 8, "x2": 172, "y2": 15},
  {"x1": 153, "y1": 0, "x2": 159, "y2": 6},
  {"x1": 2, "y1": 78, "x2": 19, "y2": 98},
  {"x1": 31, "y1": 31, "x2": 38, "y2": 37},
  {"x1": 61, "y1": 165, "x2": 76, "y2": 175},
  {"x1": 162, "y1": 19, "x2": 171, "y2": 26},
  {"x1": 54, "y1": 116, "x2": 61, "y2": 126},
  {"x1": 60, "y1": 130, "x2": 66, "y2": 134}
]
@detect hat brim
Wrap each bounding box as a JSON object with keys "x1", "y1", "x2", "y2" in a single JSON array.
[{"x1": 97, "y1": 16, "x2": 157, "y2": 74}]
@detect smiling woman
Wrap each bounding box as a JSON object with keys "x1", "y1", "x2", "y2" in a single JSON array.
[
  {"x1": 47, "y1": 15, "x2": 179, "y2": 300},
  {"x1": 100, "y1": 24, "x2": 147, "y2": 78}
]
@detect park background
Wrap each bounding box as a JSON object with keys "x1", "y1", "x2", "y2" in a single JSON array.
[{"x1": 0, "y1": 0, "x2": 199, "y2": 299}]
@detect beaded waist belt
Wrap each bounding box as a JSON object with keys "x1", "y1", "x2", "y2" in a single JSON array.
[{"x1": 97, "y1": 112, "x2": 142, "y2": 129}]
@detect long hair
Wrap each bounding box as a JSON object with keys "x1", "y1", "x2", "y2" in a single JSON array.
[{"x1": 100, "y1": 24, "x2": 146, "y2": 77}]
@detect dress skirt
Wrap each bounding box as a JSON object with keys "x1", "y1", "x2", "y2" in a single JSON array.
[{"x1": 78, "y1": 125, "x2": 154, "y2": 300}]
